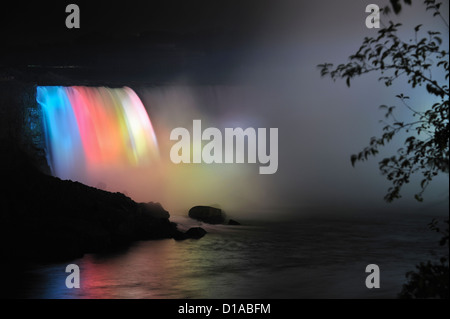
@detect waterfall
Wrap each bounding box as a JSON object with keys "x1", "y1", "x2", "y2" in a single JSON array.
[{"x1": 37, "y1": 86, "x2": 159, "y2": 181}]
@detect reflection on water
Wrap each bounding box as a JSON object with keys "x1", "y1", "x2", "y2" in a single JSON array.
[{"x1": 1, "y1": 214, "x2": 446, "y2": 299}]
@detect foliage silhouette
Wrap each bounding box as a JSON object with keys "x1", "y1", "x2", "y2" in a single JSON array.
[
  {"x1": 318, "y1": 0, "x2": 449, "y2": 298},
  {"x1": 318, "y1": 0, "x2": 448, "y2": 202},
  {"x1": 398, "y1": 219, "x2": 449, "y2": 298}
]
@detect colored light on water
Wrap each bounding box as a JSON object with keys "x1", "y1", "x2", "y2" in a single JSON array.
[{"x1": 37, "y1": 86, "x2": 159, "y2": 180}]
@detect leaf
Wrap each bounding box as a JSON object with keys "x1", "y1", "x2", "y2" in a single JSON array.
[
  {"x1": 434, "y1": 36, "x2": 442, "y2": 45},
  {"x1": 350, "y1": 155, "x2": 357, "y2": 167},
  {"x1": 390, "y1": 0, "x2": 402, "y2": 14},
  {"x1": 420, "y1": 179, "x2": 427, "y2": 188}
]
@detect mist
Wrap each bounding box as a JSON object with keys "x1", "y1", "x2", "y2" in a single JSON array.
[{"x1": 135, "y1": 0, "x2": 448, "y2": 218}]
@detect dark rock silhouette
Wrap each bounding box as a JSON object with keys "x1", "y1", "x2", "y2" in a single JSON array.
[
  {"x1": 174, "y1": 227, "x2": 207, "y2": 240},
  {"x1": 0, "y1": 144, "x2": 193, "y2": 262},
  {"x1": 137, "y1": 202, "x2": 170, "y2": 219},
  {"x1": 228, "y1": 219, "x2": 241, "y2": 225},
  {"x1": 188, "y1": 206, "x2": 225, "y2": 224},
  {"x1": 185, "y1": 227, "x2": 207, "y2": 239}
]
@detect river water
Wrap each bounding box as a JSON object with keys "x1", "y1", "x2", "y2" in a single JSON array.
[{"x1": 2, "y1": 213, "x2": 446, "y2": 299}]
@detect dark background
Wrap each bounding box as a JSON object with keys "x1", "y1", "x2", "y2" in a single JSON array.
[{"x1": 1, "y1": 1, "x2": 276, "y2": 83}]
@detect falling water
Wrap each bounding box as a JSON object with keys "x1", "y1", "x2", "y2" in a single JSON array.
[{"x1": 37, "y1": 86, "x2": 159, "y2": 183}]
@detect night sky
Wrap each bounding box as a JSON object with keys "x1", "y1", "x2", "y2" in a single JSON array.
[{"x1": 1, "y1": 0, "x2": 448, "y2": 217}]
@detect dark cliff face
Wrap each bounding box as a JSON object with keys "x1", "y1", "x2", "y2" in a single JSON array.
[{"x1": 0, "y1": 74, "x2": 50, "y2": 175}]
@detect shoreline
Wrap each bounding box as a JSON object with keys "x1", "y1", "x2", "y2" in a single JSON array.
[{"x1": 0, "y1": 144, "x2": 205, "y2": 263}]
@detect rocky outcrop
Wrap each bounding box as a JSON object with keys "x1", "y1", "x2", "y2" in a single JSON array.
[
  {"x1": 173, "y1": 227, "x2": 207, "y2": 240},
  {"x1": 228, "y1": 219, "x2": 241, "y2": 225},
  {"x1": 184, "y1": 227, "x2": 207, "y2": 239},
  {"x1": 188, "y1": 206, "x2": 225, "y2": 224}
]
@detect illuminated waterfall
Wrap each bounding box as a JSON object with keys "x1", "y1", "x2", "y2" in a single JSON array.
[
  {"x1": 35, "y1": 85, "x2": 266, "y2": 215},
  {"x1": 37, "y1": 86, "x2": 159, "y2": 181}
]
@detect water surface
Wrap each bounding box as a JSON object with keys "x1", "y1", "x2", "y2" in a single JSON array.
[{"x1": 2, "y1": 213, "x2": 446, "y2": 299}]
